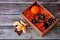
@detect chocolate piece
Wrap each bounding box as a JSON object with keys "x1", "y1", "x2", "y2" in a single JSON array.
[
  {"x1": 44, "y1": 18, "x2": 56, "y2": 29},
  {"x1": 44, "y1": 22, "x2": 51, "y2": 29},
  {"x1": 15, "y1": 25, "x2": 18, "y2": 27},
  {"x1": 15, "y1": 29, "x2": 22, "y2": 36},
  {"x1": 34, "y1": 14, "x2": 45, "y2": 20},
  {"x1": 32, "y1": 14, "x2": 45, "y2": 23},
  {"x1": 48, "y1": 18, "x2": 56, "y2": 23}
]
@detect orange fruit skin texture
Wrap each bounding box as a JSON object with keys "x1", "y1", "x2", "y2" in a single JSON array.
[{"x1": 31, "y1": 6, "x2": 40, "y2": 14}]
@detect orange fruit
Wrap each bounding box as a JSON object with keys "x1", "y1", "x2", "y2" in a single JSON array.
[{"x1": 31, "y1": 6, "x2": 39, "y2": 14}]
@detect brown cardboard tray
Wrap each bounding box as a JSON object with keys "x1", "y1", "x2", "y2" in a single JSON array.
[{"x1": 22, "y1": 2, "x2": 58, "y2": 36}]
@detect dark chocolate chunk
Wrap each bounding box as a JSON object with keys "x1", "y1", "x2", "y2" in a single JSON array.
[
  {"x1": 32, "y1": 14, "x2": 45, "y2": 23},
  {"x1": 15, "y1": 25, "x2": 18, "y2": 27},
  {"x1": 34, "y1": 14, "x2": 45, "y2": 20},
  {"x1": 44, "y1": 22, "x2": 51, "y2": 29},
  {"x1": 48, "y1": 18, "x2": 56, "y2": 23},
  {"x1": 15, "y1": 29, "x2": 22, "y2": 36},
  {"x1": 44, "y1": 18, "x2": 56, "y2": 29}
]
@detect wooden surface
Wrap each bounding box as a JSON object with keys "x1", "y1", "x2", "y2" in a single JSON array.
[{"x1": 0, "y1": 0, "x2": 60, "y2": 39}]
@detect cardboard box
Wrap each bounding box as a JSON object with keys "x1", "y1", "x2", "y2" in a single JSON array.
[{"x1": 22, "y1": 2, "x2": 58, "y2": 36}]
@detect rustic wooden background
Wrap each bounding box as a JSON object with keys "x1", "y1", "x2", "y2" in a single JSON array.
[{"x1": 0, "y1": 0, "x2": 60, "y2": 39}]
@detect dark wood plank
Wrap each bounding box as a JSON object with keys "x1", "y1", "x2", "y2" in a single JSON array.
[
  {"x1": 0, "y1": 15, "x2": 29, "y2": 26},
  {"x1": 0, "y1": 0, "x2": 60, "y2": 3},
  {"x1": 0, "y1": 28, "x2": 60, "y2": 39},
  {"x1": 43, "y1": 4, "x2": 60, "y2": 14},
  {"x1": 0, "y1": 3, "x2": 60, "y2": 15},
  {"x1": 0, "y1": 4, "x2": 30, "y2": 15}
]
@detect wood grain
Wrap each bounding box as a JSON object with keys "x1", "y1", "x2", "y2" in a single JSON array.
[
  {"x1": 0, "y1": 0, "x2": 60, "y2": 39},
  {"x1": 0, "y1": 28, "x2": 60, "y2": 39},
  {"x1": 0, "y1": 0, "x2": 55, "y2": 2},
  {"x1": 0, "y1": 4, "x2": 59, "y2": 14}
]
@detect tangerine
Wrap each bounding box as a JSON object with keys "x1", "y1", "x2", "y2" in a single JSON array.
[{"x1": 31, "y1": 6, "x2": 39, "y2": 14}]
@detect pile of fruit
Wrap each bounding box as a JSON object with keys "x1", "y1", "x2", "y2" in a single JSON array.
[{"x1": 24, "y1": 5, "x2": 56, "y2": 32}]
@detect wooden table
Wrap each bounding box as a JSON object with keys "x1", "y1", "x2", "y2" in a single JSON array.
[{"x1": 0, "y1": 0, "x2": 60, "y2": 39}]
